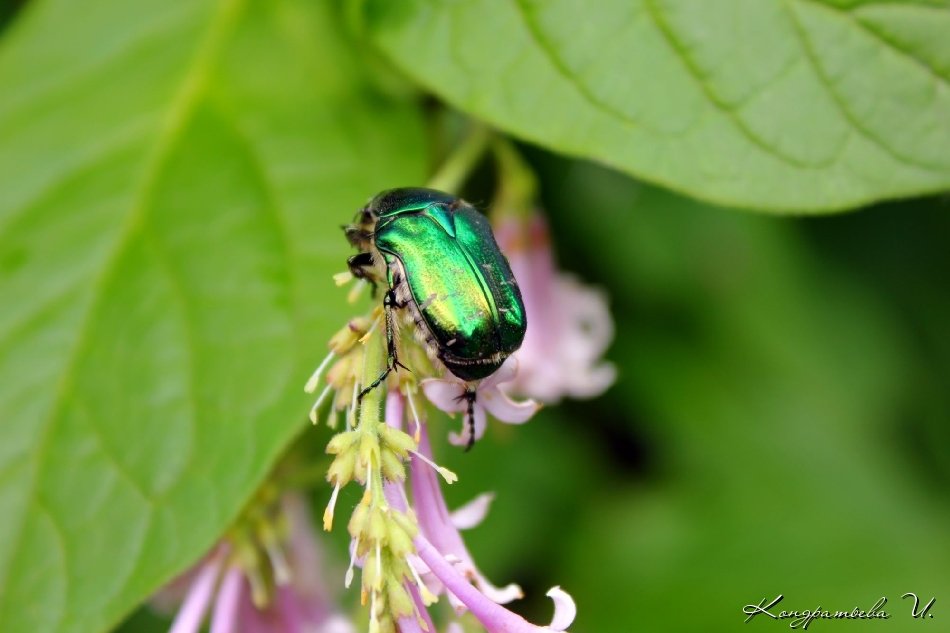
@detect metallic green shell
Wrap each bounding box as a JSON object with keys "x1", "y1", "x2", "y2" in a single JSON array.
[{"x1": 370, "y1": 188, "x2": 526, "y2": 381}]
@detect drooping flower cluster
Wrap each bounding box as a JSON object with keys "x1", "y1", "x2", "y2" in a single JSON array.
[
  {"x1": 304, "y1": 270, "x2": 575, "y2": 631},
  {"x1": 384, "y1": 390, "x2": 576, "y2": 633},
  {"x1": 493, "y1": 213, "x2": 615, "y2": 403},
  {"x1": 155, "y1": 485, "x2": 355, "y2": 633},
  {"x1": 489, "y1": 138, "x2": 616, "y2": 405},
  {"x1": 297, "y1": 136, "x2": 616, "y2": 630},
  {"x1": 421, "y1": 359, "x2": 539, "y2": 447}
]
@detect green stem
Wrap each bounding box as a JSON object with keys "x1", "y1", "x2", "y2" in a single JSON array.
[
  {"x1": 357, "y1": 319, "x2": 392, "y2": 511},
  {"x1": 426, "y1": 124, "x2": 491, "y2": 194},
  {"x1": 358, "y1": 320, "x2": 387, "y2": 434},
  {"x1": 491, "y1": 137, "x2": 538, "y2": 219}
]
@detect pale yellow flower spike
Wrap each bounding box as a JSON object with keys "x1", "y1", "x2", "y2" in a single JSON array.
[
  {"x1": 333, "y1": 271, "x2": 354, "y2": 286},
  {"x1": 323, "y1": 481, "x2": 341, "y2": 531}
]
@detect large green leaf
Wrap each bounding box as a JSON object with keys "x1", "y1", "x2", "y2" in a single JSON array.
[
  {"x1": 364, "y1": 0, "x2": 950, "y2": 212},
  {"x1": 0, "y1": 1, "x2": 426, "y2": 632}
]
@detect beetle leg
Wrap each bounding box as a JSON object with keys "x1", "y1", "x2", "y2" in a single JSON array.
[
  {"x1": 453, "y1": 388, "x2": 478, "y2": 451},
  {"x1": 347, "y1": 252, "x2": 378, "y2": 297},
  {"x1": 358, "y1": 287, "x2": 409, "y2": 401},
  {"x1": 383, "y1": 288, "x2": 410, "y2": 373},
  {"x1": 463, "y1": 389, "x2": 477, "y2": 451},
  {"x1": 346, "y1": 252, "x2": 373, "y2": 276}
]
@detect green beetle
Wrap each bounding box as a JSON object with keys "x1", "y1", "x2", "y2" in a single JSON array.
[{"x1": 345, "y1": 188, "x2": 527, "y2": 445}]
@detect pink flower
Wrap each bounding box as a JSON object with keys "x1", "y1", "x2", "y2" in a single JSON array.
[
  {"x1": 494, "y1": 213, "x2": 615, "y2": 403},
  {"x1": 410, "y1": 423, "x2": 523, "y2": 610},
  {"x1": 414, "y1": 536, "x2": 576, "y2": 633},
  {"x1": 157, "y1": 494, "x2": 354, "y2": 633},
  {"x1": 421, "y1": 359, "x2": 540, "y2": 447},
  {"x1": 383, "y1": 392, "x2": 576, "y2": 632}
]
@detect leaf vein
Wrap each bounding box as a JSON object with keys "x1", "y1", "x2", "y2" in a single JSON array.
[
  {"x1": 642, "y1": 0, "x2": 823, "y2": 169},
  {"x1": 783, "y1": 0, "x2": 946, "y2": 173},
  {"x1": 510, "y1": 0, "x2": 643, "y2": 128}
]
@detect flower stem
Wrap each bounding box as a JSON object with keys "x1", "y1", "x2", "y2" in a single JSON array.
[
  {"x1": 426, "y1": 124, "x2": 491, "y2": 194},
  {"x1": 357, "y1": 317, "x2": 385, "y2": 431},
  {"x1": 414, "y1": 535, "x2": 552, "y2": 633},
  {"x1": 491, "y1": 136, "x2": 538, "y2": 220}
]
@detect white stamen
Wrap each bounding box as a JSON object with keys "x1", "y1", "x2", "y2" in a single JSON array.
[
  {"x1": 410, "y1": 450, "x2": 458, "y2": 484},
  {"x1": 264, "y1": 540, "x2": 291, "y2": 586},
  {"x1": 417, "y1": 614, "x2": 431, "y2": 632},
  {"x1": 333, "y1": 271, "x2": 354, "y2": 286},
  {"x1": 347, "y1": 279, "x2": 367, "y2": 304},
  {"x1": 309, "y1": 383, "x2": 333, "y2": 424},
  {"x1": 359, "y1": 316, "x2": 381, "y2": 344},
  {"x1": 407, "y1": 556, "x2": 437, "y2": 606},
  {"x1": 546, "y1": 586, "x2": 577, "y2": 631},
  {"x1": 305, "y1": 351, "x2": 335, "y2": 393},
  {"x1": 323, "y1": 482, "x2": 341, "y2": 531},
  {"x1": 345, "y1": 539, "x2": 358, "y2": 588},
  {"x1": 405, "y1": 390, "x2": 423, "y2": 442}
]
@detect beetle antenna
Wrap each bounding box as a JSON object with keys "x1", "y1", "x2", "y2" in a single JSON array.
[{"x1": 464, "y1": 390, "x2": 476, "y2": 452}]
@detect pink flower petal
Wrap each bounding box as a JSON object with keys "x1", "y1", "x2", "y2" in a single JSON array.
[
  {"x1": 399, "y1": 583, "x2": 437, "y2": 633},
  {"x1": 492, "y1": 211, "x2": 615, "y2": 404},
  {"x1": 385, "y1": 390, "x2": 405, "y2": 429},
  {"x1": 450, "y1": 493, "x2": 496, "y2": 530},
  {"x1": 473, "y1": 405, "x2": 488, "y2": 441},
  {"x1": 448, "y1": 404, "x2": 487, "y2": 447},
  {"x1": 281, "y1": 493, "x2": 328, "y2": 600},
  {"x1": 411, "y1": 426, "x2": 518, "y2": 609},
  {"x1": 407, "y1": 553, "x2": 444, "y2": 598},
  {"x1": 421, "y1": 378, "x2": 466, "y2": 413},
  {"x1": 209, "y1": 566, "x2": 244, "y2": 633},
  {"x1": 556, "y1": 277, "x2": 613, "y2": 356},
  {"x1": 480, "y1": 357, "x2": 519, "y2": 389},
  {"x1": 565, "y1": 363, "x2": 617, "y2": 400},
  {"x1": 412, "y1": 429, "x2": 468, "y2": 545},
  {"x1": 546, "y1": 586, "x2": 577, "y2": 631},
  {"x1": 274, "y1": 585, "x2": 315, "y2": 633},
  {"x1": 414, "y1": 534, "x2": 562, "y2": 633},
  {"x1": 169, "y1": 555, "x2": 223, "y2": 633},
  {"x1": 480, "y1": 388, "x2": 539, "y2": 424},
  {"x1": 321, "y1": 614, "x2": 357, "y2": 633},
  {"x1": 448, "y1": 428, "x2": 467, "y2": 447},
  {"x1": 472, "y1": 572, "x2": 524, "y2": 604},
  {"x1": 151, "y1": 549, "x2": 220, "y2": 615}
]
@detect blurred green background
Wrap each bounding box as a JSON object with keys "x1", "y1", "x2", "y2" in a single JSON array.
[{"x1": 2, "y1": 1, "x2": 948, "y2": 632}]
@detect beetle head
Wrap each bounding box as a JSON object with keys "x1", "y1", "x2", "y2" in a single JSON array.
[{"x1": 342, "y1": 204, "x2": 377, "y2": 249}]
